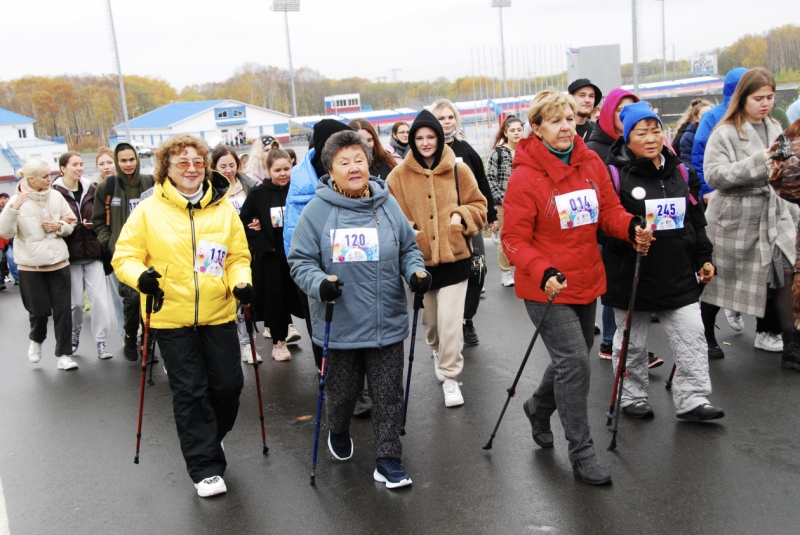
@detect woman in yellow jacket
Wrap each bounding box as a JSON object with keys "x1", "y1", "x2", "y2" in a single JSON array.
[{"x1": 112, "y1": 134, "x2": 252, "y2": 498}]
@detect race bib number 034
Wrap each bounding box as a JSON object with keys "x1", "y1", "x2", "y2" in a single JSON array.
[
  {"x1": 330, "y1": 228, "x2": 379, "y2": 262},
  {"x1": 645, "y1": 197, "x2": 686, "y2": 230},
  {"x1": 555, "y1": 189, "x2": 599, "y2": 229},
  {"x1": 194, "y1": 240, "x2": 228, "y2": 277}
]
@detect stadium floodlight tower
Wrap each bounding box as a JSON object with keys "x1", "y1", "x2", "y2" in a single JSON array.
[
  {"x1": 655, "y1": 0, "x2": 667, "y2": 79},
  {"x1": 272, "y1": 0, "x2": 299, "y2": 117},
  {"x1": 491, "y1": 0, "x2": 510, "y2": 98},
  {"x1": 105, "y1": 0, "x2": 131, "y2": 144}
]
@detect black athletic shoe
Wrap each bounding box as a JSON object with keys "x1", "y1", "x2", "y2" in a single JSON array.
[
  {"x1": 599, "y1": 342, "x2": 612, "y2": 360},
  {"x1": 328, "y1": 430, "x2": 353, "y2": 461},
  {"x1": 352, "y1": 389, "x2": 372, "y2": 418},
  {"x1": 522, "y1": 397, "x2": 554, "y2": 448},
  {"x1": 123, "y1": 335, "x2": 139, "y2": 362},
  {"x1": 651, "y1": 312, "x2": 659, "y2": 323},
  {"x1": 594, "y1": 323, "x2": 601, "y2": 335},
  {"x1": 572, "y1": 456, "x2": 612, "y2": 486},
  {"x1": 647, "y1": 352, "x2": 664, "y2": 369},
  {"x1": 677, "y1": 404, "x2": 725, "y2": 421},
  {"x1": 623, "y1": 400, "x2": 654, "y2": 419},
  {"x1": 780, "y1": 330, "x2": 800, "y2": 371},
  {"x1": 707, "y1": 344, "x2": 725, "y2": 359},
  {"x1": 463, "y1": 320, "x2": 479, "y2": 346}
]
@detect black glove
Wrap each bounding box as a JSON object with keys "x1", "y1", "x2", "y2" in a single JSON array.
[
  {"x1": 138, "y1": 269, "x2": 162, "y2": 296},
  {"x1": 233, "y1": 283, "x2": 254, "y2": 306},
  {"x1": 410, "y1": 272, "x2": 431, "y2": 294},
  {"x1": 319, "y1": 278, "x2": 343, "y2": 302}
]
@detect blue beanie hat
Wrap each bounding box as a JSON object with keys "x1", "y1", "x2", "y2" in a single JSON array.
[{"x1": 620, "y1": 101, "x2": 663, "y2": 142}]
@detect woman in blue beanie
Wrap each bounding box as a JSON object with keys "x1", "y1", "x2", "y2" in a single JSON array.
[{"x1": 601, "y1": 101, "x2": 724, "y2": 422}]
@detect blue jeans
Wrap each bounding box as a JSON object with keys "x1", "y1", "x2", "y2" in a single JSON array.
[
  {"x1": 602, "y1": 305, "x2": 616, "y2": 345},
  {"x1": 6, "y1": 244, "x2": 18, "y2": 280}
]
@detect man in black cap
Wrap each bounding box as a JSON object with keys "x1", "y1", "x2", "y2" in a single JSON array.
[{"x1": 568, "y1": 79, "x2": 602, "y2": 141}]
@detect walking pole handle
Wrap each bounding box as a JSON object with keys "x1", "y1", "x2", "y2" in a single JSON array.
[
  {"x1": 413, "y1": 271, "x2": 427, "y2": 311},
  {"x1": 144, "y1": 267, "x2": 165, "y2": 312},
  {"x1": 324, "y1": 275, "x2": 342, "y2": 323},
  {"x1": 547, "y1": 273, "x2": 566, "y2": 303},
  {"x1": 634, "y1": 217, "x2": 648, "y2": 253}
]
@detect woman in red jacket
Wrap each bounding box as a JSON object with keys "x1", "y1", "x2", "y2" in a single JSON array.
[{"x1": 502, "y1": 89, "x2": 651, "y2": 486}]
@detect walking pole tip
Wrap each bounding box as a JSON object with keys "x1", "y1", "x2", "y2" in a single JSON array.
[{"x1": 482, "y1": 438, "x2": 494, "y2": 450}]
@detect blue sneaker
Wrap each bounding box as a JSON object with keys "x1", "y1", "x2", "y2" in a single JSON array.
[
  {"x1": 373, "y1": 458, "x2": 412, "y2": 489},
  {"x1": 328, "y1": 430, "x2": 353, "y2": 461}
]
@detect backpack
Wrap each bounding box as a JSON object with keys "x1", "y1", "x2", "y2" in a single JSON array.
[
  {"x1": 103, "y1": 174, "x2": 155, "y2": 225},
  {"x1": 607, "y1": 164, "x2": 698, "y2": 206}
]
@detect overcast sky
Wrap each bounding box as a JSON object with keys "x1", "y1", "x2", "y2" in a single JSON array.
[{"x1": 3, "y1": 0, "x2": 798, "y2": 91}]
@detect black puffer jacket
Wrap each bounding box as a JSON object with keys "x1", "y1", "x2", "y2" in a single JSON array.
[
  {"x1": 585, "y1": 124, "x2": 617, "y2": 163},
  {"x1": 600, "y1": 139, "x2": 712, "y2": 311},
  {"x1": 52, "y1": 176, "x2": 102, "y2": 261}
]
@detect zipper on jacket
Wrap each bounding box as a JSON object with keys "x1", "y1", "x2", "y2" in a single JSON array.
[
  {"x1": 659, "y1": 179, "x2": 667, "y2": 198},
  {"x1": 189, "y1": 205, "x2": 200, "y2": 329},
  {"x1": 586, "y1": 178, "x2": 599, "y2": 192},
  {"x1": 374, "y1": 207, "x2": 382, "y2": 347},
  {"x1": 545, "y1": 188, "x2": 558, "y2": 219}
]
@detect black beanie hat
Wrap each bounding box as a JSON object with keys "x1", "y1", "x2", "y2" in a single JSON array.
[
  {"x1": 311, "y1": 119, "x2": 354, "y2": 177},
  {"x1": 567, "y1": 78, "x2": 603, "y2": 107},
  {"x1": 408, "y1": 109, "x2": 445, "y2": 169}
]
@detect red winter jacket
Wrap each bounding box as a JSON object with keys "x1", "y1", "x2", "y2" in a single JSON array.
[{"x1": 502, "y1": 135, "x2": 634, "y2": 305}]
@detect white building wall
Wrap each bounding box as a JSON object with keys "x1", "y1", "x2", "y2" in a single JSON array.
[{"x1": 0, "y1": 123, "x2": 34, "y2": 143}]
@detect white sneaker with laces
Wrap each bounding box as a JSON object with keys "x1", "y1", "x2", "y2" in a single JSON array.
[
  {"x1": 194, "y1": 475, "x2": 227, "y2": 498},
  {"x1": 241, "y1": 343, "x2": 263, "y2": 364},
  {"x1": 286, "y1": 324, "x2": 302, "y2": 344},
  {"x1": 56, "y1": 355, "x2": 78, "y2": 371},
  {"x1": 443, "y1": 379, "x2": 464, "y2": 407},
  {"x1": 272, "y1": 341, "x2": 292, "y2": 361},
  {"x1": 432, "y1": 351, "x2": 444, "y2": 382},
  {"x1": 28, "y1": 341, "x2": 42, "y2": 363},
  {"x1": 262, "y1": 327, "x2": 271, "y2": 339},
  {"x1": 97, "y1": 342, "x2": 113, "y2": 359},
  {"x1": 501, "y1": 270, "x2": 515, "y2": 287},
  {"x1": 754, "y1": 332, "x2": 783, "y2": 352},
  {"x1": 724, "y1": 309, "x2": 744, "y2": 331}
]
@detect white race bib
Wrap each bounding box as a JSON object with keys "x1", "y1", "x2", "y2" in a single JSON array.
[
  {"x1": 270, "y1": 206, "x2": 285, "y2": 228},
  {"x1": 128, "y1": 198, "x2": 141, "y2": 212},
  {"x1": 194, "y1": 240, "x2": 228, "y2": 277},
  {"x1": 229, "y1": 198, "x2": 243, "y2": 214},
  {"x1": 555, "y1": 189, "x2": 599, "y2": 229},
  {"x1": 330, "y1": 228, "x2": 379, "y2": 262},
  {"x1": 645, "y1": 197, "x2": 686, "y2": 230}
]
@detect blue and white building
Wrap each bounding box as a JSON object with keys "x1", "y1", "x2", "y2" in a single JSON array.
[
  {"x1": 0, "y1": 108, "x2": 69, "y2": 180},
  {"x1": 112, "y1": 99, "x2": 292, "y2": 149}
]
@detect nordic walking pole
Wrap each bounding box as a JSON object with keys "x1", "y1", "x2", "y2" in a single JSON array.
[
  {"x1": 311, "y1": 275, "x2": 343, "y2": 485},
  {"x1": 238, "y1": 284, "x2": 269, "y2": 456},
  {"x1": 400, "y1": 271, "x2": 427, "y2": 437},
  {"x1": 134, "y1": 267, "x2": 164, "y2": 464},
  {"x1": 482, "y1": 273, "x2": 565, "y2": 450},
  {"x1": 608, "y1": 218, "x2": 648, "y2": 451},
  {"x1": 146, "y1": 330, "x2": 157, "y2": 386},
  {"x1": 666, "y1": 263, "x2": 711, "y2": 391}
]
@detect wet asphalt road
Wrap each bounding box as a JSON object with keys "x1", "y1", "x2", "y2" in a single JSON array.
[{"x1": 1, "y1": 241, "x2": 799, "y2": 535}]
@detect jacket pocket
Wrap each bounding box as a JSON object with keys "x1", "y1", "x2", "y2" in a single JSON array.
[
  {"x1": 448, "y1": 224, "x2": 469, "y2": 258},
  {"x1": 544, "y1": 188, "x2": 558, "y2": 219},
  {"x1": 415, "y1": 232, "x2": 432, "y2": 262}
]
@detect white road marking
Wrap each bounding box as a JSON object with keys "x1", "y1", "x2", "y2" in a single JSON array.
[{"x1": 0, "y1": 475, "x2": 9, "y2": 535}]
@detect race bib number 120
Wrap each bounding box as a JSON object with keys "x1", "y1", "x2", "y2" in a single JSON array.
[
  {"x1": 331, "y1": 228, "x2": 379, "y2": 262},
  {"x1": 555, "y1": 189, "x2": 599, "y2": 229},
  {"x1": 194, "y1": 240, "x2": 228, "y2": 276}
]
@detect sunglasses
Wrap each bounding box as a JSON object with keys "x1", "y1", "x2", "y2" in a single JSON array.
[{"x1": 171, "y1": 160, "x2": 206, "y2": 170}]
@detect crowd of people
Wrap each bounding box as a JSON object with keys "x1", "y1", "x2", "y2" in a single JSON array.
[{"x1": 2, "y1": 65, "x2": 799, "y2": 497}]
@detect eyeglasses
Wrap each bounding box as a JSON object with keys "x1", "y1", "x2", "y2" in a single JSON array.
[{"x1": 171, "y1": 160, "x2": 206, "y2": 170}]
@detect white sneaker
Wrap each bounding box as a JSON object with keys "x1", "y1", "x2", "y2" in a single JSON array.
[
  {"x1": 272, "y1": 340, "x2": 292, "y2": 361},
  {"x1": 262, "y1": 327, "x2": 271, "y2": 339},
  {"x1": 194, "y1": 475, "x2": 227, "y2": 498},
  {"x1": 56, "y1": 355, "x2": 78, "y2": 371},
  {"x1": 443, "y1": 379, "x2": 464, "y2": 407},
  {"x1": 97, "y1": 342, "x2": 113, "y2": 359},
  {"x1": 241, "y1": 343, "x2": 263, "y2": 364},
  {"x1": 754, "y1": 332, "x2": 783, "y2": 352},
  {"x1": 28, "y1": 341, "x2": 42, "y2": 363},
  {"x1": 432, "y1": 350, "x2": 444, "y2": 382},
  {"x1": 724, "y1": 309, "x2": 744, "y2": 331},
  {"x1": 501, "y1": 270, "x2": 515, "y2": 287},
  {"x1": 286, "y1": 324, "x2": 301, "y2": 344}
]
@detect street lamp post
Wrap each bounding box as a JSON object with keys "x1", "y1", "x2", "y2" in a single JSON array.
[
  {"x1": 491, "y1": 0, "x2": 510, "y2": 98},
  {"x1": 272, "y1": 0, "x2": 299, "y2": 118},
  {"x1": 631, "y1": 0, "x2": 640, "y2": 95},
  {"x1": 656, "y1": 0, "x2": 667, "y2": 79},
  {"x1": 105, "y1": 0, "x2": 131, "y2": 144}
]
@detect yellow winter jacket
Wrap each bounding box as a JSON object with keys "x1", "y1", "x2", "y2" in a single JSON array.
[{"x1": 112, "y1": 172, "x2": 252, "y2": 329}]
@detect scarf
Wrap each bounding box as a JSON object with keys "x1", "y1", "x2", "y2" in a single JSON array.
[{"x1": 332, "y1": 180, "x2": 370, "y2": 199}]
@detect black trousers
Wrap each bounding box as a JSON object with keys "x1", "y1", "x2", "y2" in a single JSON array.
[
  {"x1": 297, "y1": 286, "x2": 324, "y2": 368},
  {"x1": 118, "y1": 281, "x2": 141, "y2": 338},
  {"x1": 157, "y1": 322, "x2": 244, "y2": 483},
  {"x1": 19, "y1": 267, "x2": 72, "y2": 356},
  {"x1": 464, "y1": 232, "x2": 485, "y2": 320}
]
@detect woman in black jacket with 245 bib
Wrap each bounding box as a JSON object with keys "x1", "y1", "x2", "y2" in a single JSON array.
[
  {"x1": 601, "y1": 102, "x2": 724, "y2": 422},
  {"x1": 239, "y1": 148, "x2": 304, "y2": 362}
]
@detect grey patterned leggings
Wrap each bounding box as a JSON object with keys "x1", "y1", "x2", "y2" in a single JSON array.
[{"x1": 325, "y1": 341, "x2": 405, "y2": 461}]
